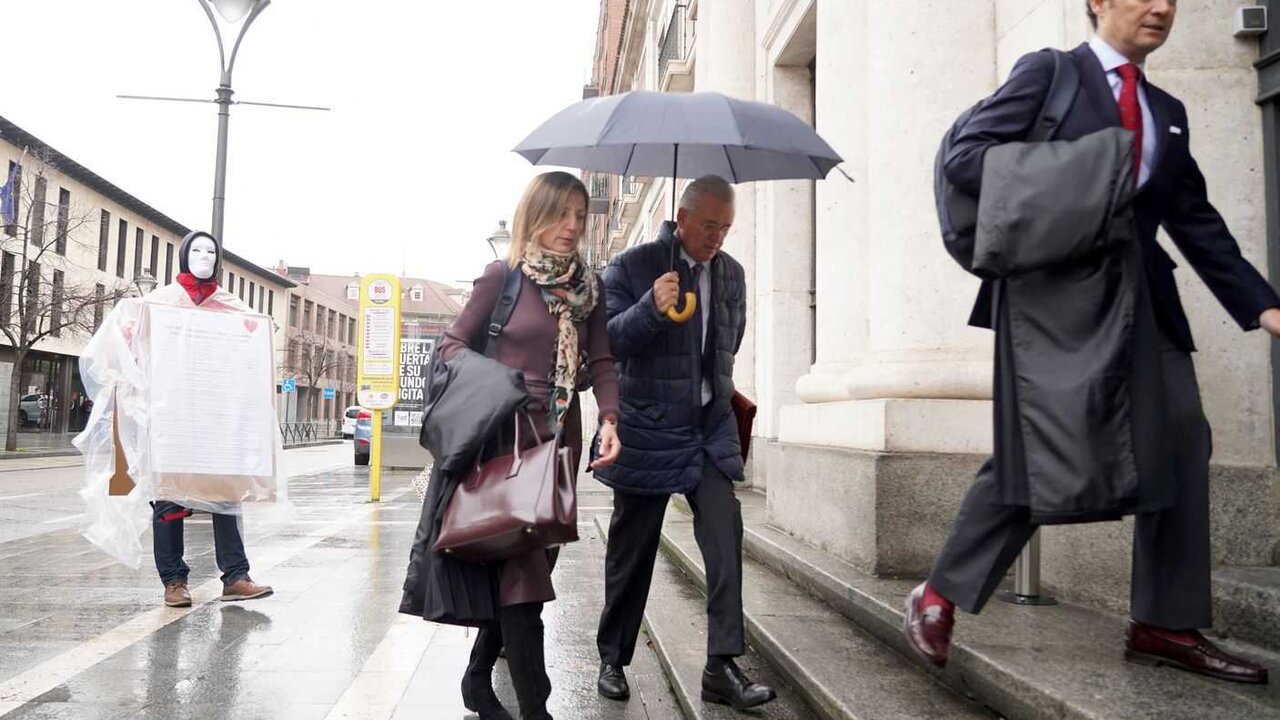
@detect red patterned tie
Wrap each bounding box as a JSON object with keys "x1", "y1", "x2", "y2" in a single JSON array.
[{"x1": 1116, "y1": 63, "x2": 1144, "y2": 185}]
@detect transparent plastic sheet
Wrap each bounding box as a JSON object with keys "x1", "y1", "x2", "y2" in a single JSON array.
[{"x1": 75, "y1": 284, "x2": 291, "y2": 568}]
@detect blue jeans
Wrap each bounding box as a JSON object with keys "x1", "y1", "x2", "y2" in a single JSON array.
[{"x1": 152, "y1": 502, "x2": 250, "y2": 587}]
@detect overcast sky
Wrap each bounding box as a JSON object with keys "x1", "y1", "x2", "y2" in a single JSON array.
[{"x1": 1, "y1": 0, "x2": 599, "y2": 287}]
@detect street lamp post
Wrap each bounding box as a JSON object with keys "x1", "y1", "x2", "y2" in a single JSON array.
[
  {"x1": 133, "y1": 269, "x2": 158, "y2": 297},
  {"x1": 486, "y1": 220, "x2": 512, "y2": 261},
  {"x1": 196, "y1": 0, "x2": 272, "y2": 248}
]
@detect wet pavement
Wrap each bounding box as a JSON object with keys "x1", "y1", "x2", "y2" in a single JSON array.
[{"x1": 0, "y1": 445, "x2": 682, "y2": 719}]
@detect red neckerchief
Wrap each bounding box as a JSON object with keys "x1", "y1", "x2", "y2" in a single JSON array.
[{"x1": 176, "y1": 272, "x2": 220, "y2": 306}]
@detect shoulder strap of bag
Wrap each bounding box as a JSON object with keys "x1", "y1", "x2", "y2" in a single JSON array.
[
  {"x1": 481, "y1": 261, "x2": 523, "y2": 358},
  {"x1": 1027, "y1": 49, "x2": 1079, "y2": 143}
]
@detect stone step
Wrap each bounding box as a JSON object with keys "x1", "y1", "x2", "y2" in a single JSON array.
[
  {"x1": 1215, "y1": 567, "x2": 1280, "y2": 653},
  {"x1": 718, "y1": 491, "x2": 1280, "y2": 720},
  {"x1": 655, "y1": 509, "x2": 996, "y2": 719},
  {"x1": 593, "y1": 514, "x2": 819, "y2": 719}
]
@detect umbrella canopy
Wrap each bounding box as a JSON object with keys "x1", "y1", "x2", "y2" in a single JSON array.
[{"x1": 513, "y1": 91, "x2": 842, "y2": 182}]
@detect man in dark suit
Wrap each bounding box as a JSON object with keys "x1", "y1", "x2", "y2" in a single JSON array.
[{"x1": 904, "y1": 0, "x2": 1280, "y2": 684}]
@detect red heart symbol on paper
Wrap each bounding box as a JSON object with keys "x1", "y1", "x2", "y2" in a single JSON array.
[{"x1": 244, "y1": 319, "x2": 259, "y2": 334}]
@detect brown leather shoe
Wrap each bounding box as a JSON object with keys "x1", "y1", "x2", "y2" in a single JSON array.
[
  {"x1": 1125, "y1": 621, "x2": 1269, "y2": 684},
  {"x1": 904, "y1": 583, "x2": 954, "y2": 668},
  {"x1": 163, "y1": 581, "x2": 192, "y2": 608},
  {"x1": 219, "y1": 577, "x2": 273, "y2": 602}
]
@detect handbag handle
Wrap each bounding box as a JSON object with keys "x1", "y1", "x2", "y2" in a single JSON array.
[
  {"x1": 469, "y1": 411, "x2": 542, "y2": 478},
  {"x1": 505, "y1": 411, "x2": 541, "y2": 479}
]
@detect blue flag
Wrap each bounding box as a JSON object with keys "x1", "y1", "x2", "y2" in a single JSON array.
[{"x1": 0, "y1": 165, "x2": 15, "y2": 226}]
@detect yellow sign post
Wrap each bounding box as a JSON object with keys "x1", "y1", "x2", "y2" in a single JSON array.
[{"x1": 356, "y1": 274, "x2": 402, "y2": 502}]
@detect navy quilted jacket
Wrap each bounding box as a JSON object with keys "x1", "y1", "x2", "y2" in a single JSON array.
[{"x1": 594, "y1": 222, "x2": 747, "y2": 495}]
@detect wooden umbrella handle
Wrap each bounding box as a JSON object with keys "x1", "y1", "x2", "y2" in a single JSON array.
[{"x1": 666, "y1": 292, "x2": 698, "y2": 323}]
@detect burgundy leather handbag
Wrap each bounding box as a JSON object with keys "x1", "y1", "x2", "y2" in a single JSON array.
[{"x1": 433, "y1": 413, "x2": 578, "y2": 563}]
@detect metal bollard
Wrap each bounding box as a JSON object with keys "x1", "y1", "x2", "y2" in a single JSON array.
[{"x1": 996, "y1": 530, "x2": 1058, "y2": 606}]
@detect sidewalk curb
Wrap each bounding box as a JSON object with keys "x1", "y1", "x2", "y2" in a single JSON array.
[
  {"x1": 0, "y1": 449, "x2": 82, "y2": 460},
  {"x1": 283, "y1": 440, "x2": 345, "y2": 450}
]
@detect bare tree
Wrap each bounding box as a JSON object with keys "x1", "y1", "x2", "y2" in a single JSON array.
[
  {"x1": 277, "y1": 329, "x2": 345, "y2": 422},
  {"x1": 1, "y1": 150, "x2": 132, "y2": 451}
]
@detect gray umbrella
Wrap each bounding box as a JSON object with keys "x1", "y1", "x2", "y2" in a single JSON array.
[
  {"x1": 514, "y1": 90, "x2": 844, "y2": 322},
  {"x1": 513, "y1": 90, "x2": 843, "y2": 186}
]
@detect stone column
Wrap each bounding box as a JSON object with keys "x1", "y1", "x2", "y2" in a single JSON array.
[
  {"x1": 694, "y1": 0, "x2": 759, "y2": 401},
  {"x1": 751, "y1": 2, "x2": 818, "y2": 445},
  {"x1": 766, "y1": 0, "x2": 999, "y2": 575},
  {"x1": 781, "y1": 0, "x2": 998, "y2": 455}
]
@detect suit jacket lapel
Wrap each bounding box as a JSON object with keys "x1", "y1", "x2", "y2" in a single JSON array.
[
  {"x1": 1144, "y1": 84, "x2": 1173, "y2": 182},
  {"x1": 1071, "y1": 44, "x2": 1122, "y2": 128}
]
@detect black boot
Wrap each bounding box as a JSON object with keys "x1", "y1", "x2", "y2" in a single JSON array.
[
  {"x1": 464, "y1": 625, "x2": 514, "y2": 720},
  {"x1": 500, "y1": 602, "x2": 553, "y2": 720},
  {"x1": 701, "y1": 657, "x2": 777, "y2": 710}
]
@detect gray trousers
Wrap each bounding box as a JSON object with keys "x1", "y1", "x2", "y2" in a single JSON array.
[{"x1": 928, "y1": 338, "x2": 1213, "y2": 630}]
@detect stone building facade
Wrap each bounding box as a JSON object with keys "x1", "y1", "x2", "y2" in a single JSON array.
[{"x1": 586, "y1": 0, "x2": 1280, "y2": 612}]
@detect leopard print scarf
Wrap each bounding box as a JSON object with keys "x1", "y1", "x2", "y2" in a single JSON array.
[{"x1": 519, "y1": 243, "x2": 599, "y2": 434}]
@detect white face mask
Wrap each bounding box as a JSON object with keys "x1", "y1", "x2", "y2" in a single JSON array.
[{"x1": 188, "y1": 237, "x2": 218, "y2": 280}]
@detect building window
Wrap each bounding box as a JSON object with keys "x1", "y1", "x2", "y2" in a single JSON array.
[
  {"x1": 97, "y1": 211, "x2": 110, "y2": 271},
  {"x1": 227, "y1": 271, "x2": 234, "y2": 291},
  {"x1": 94, "y1": 283, "x2": 105, "y2": 331},
  {"x1": 304, "y1": 300, "x2": 314, "y2": 331},
  {"x1": 149, "y1": 235, "x2": 159, "y2": 276},
  {"x1": 348, "y1": 317, "x2": 355, "y2": 344},
  {"x1": 26, "y1": 262, "x2": 40, "y2": 331},
  {"x1": 30, "y1": 177, "x2": 47, "y2": 248},
  {"x1": 328, "y1": 308, "x2": 336, "y2": 338},
  {"x1": 133, "y1": 227, "x2": 144, "y2": 278},
  {"x1": 289, "y1": 295, "x2": 299, "y2": 327},
  {"x1": 164, "y1": 243, "x2": 174, "y2": 284},
  {"x1": 55, "y1": 188, "x2": 70, "y2": 256},
  {"x1": 411, "y1": 285, "x2": 424, "y2": 302},
  {"x1": 238, "y1": 276, "x2": 245, "y2": 300},
  {"x1": 346, "y1": 283, "x2": 358, "y2": 300},
  {"x1": 50, "y1": 270, "x2": 64, "y2": 337},
  {"x1": 338, "y1": 314, "x2": 346, "y2": 343},
  {"x1": 0, "y1": 252, "x2": 14, "y2": 326},
  {"x1": 249, "y1": 281, "x2": 256, "y2": 309},
  {"x1": 268, "y1": 290, "x2": 275, "y2": 316},
  {"x1": 116, "y1": 219, "x2": 127, "y2": 278},
  {"x1": 4, "y1": 162, "x2": 20, "y2": 237}
]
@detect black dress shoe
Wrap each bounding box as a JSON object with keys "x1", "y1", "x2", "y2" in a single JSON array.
[
  {"x1": 598, "y1": 663, "x2": 631, "y2": 701},
  {"x1": 462, "y1": 673, "x2": 515, "y2": 720},
  {"x1": 701, "y1": 658, "x2": 777, "y2": 710}
]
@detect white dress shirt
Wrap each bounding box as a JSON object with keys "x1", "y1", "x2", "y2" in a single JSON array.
[
  {"x1": 1089, "y1": 35, "x2": 1158, "y2": 187},
  {"x1": 680, "y1": 247, "x2": 713, "y2": 406}
]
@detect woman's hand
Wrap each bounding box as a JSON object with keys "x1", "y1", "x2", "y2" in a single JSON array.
[{"x1": 591, "y1": 420, "x2": 622, "y2": 469}]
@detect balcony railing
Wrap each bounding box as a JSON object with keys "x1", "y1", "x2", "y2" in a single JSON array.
[
  {"x1": 658, "y1": 3, "x2": 690, "y2": 83},
  {"x1": 590, "y1": 173, "x2": 610, "y2": 200},
  {"x1": 610, "y1": 196, "x2": 625, "y2": 232}
]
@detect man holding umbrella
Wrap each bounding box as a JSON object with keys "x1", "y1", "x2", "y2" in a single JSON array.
[{"x1": 593, "y1": 176, "x2": 775, "y2": 710}]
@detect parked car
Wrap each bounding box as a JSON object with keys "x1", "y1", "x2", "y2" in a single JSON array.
[
  {"x1": 354, "y1": 409, "x2": 372, "y2": 466},
  {"x1": 342, "y1": 406, "x2": 361, "y2": 439},
  {"x1": 18, "y1": 394, "x2": 47, "y2": 427}
]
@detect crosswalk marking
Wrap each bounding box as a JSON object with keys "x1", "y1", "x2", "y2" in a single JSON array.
[
  {"x1": 0, "y1": 486, "x2": 413, "y2": 718},
  {"x1": 322, "y1": 616, "x2": 437, "y2": 720}
]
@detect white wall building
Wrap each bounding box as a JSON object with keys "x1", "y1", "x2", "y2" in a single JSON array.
[
  {"x1": 588, "y1": 0, "x2": 1280, "y2": 611},
  {"x1": 0, "y1": 115, "x2": 295, "y2": 442}
]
